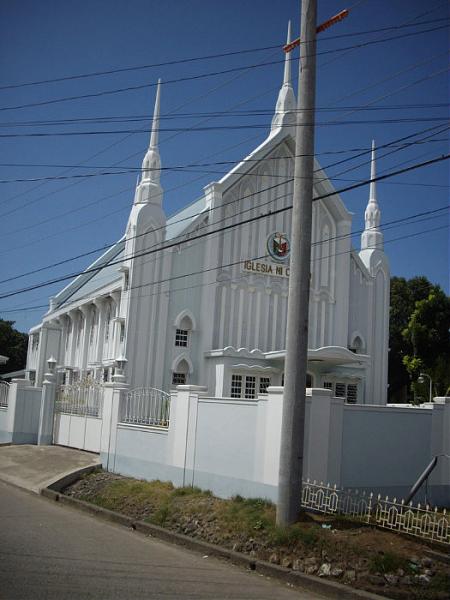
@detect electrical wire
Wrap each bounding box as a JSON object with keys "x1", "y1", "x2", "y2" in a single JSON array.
[
  {"x1": 0, "y1": 152, "x2": 448, "y2": 301},
  {"x1": 1, "y1": 17, "x2": 447, "y2": 91},
  {"x1": 0, "y1": 22, "x2": 448, "y2": 113}
]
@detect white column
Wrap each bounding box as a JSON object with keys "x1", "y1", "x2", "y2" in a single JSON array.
[
  {"x1": 261, "y1": 386, "x2": 284, "y2": 486},
  {"x1": 100, "y1": 381, "x2": 129, "y2": 471},
  {"x1": 80, "y1": 304, "x2": 93, "y2": 374},
  {"x1": 167, "y1": 385, "x2": 207, "y2": 487}
]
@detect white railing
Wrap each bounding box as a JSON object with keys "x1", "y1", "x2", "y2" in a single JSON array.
[
  {"x1": 301, "y1": 479, "x2": 449, "y2": 545},
  {"x1": 120, "y1": 387, "x2": 170, "y2": 428},
  {"x1": 56, "y1": 379, "x2": 103, "y2": 417},
  {"x1": 0, "y1": 381, "x2": 9, "y2": 408}
]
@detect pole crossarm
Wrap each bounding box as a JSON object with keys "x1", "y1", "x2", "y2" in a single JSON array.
[{"x1": 283, "y1": 9, "x2": 349, "y2": 53}]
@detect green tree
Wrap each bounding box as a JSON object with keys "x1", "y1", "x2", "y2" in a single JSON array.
[
  {"x1": 0, "y1": 320, "x2": 28, "y2": 376},
  {"x1": 402, "y1": 286, "x2": 450, "y2": 400},
  {"x1": 388, "y1": 276, "x2": 432, "y2": 402}
]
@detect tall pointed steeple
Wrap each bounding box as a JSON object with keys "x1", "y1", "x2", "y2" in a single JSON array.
[
  {"x1": 271, "y1": 22, "x2": 296, "y2": 134},
  {"x1": 134, "y1": 79, "x2": 163, "y2": 204},
  {"x1": 361, "y1": 140, "x2": 383, "y2": 251}
]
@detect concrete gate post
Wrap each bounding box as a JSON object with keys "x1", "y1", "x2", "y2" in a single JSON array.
[
  {"x1": 101, "y1": 378, "x2": 129, "y2": 472},
  {"x1": 37, "y1": 358, "x2": 57, "y2": 445}
]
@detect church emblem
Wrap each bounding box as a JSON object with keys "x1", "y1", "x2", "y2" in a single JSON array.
[{"x1": 267, "y1": 232, "x2": 290, "y2": 262}]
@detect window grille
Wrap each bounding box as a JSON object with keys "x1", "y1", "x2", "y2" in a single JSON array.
[
  {"x1": 335, "y1": 382, "x2": 346, "y2": 397},
  {"x1": 175, "y1": 329, "x2": 188, "y2": 347},
  {"x1": 230, "y1": 374, "x2": 242, "y2": 398},
  {"x1": 245, "y1": 376, "x2": 256, "y2": 399},
  {"x1": 347, "y1": 384, "x2": 358, "y2": 403},
  {"x1": 172, "y1": 372, "x2": 186, "y2": 385},
  {"x1": 259, "y1": 377, "x2": 271, "y2": 394}
]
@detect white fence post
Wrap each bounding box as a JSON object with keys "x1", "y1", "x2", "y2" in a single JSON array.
[
  {"x1": 6, "y1": 378, "x2": 31, "y2": 440},
  {"x1": 100, "y1": 381, "x2": 128, "y2": 472},
  {"x1": 167, "y1": 385, "x2": 207, "y2": 488},
  {"x1": 304, "y1": 388, "x2": 345, "y2": 486},
  {"x1": 429, "y1": 397, "x2": 450, "y2": 504},
  {"x1": 261, "y1": 386, "x2": 284, "y2": 486},
  {"x1": 37, "y1": 371, "x2": 56, "y2": 445}
]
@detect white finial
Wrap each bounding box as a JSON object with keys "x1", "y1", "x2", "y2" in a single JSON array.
[
  {"x1": 149, "y1": 78, "x2": 161, "y2": 150},
  {"x1": 361, "y1": 139, "x2": 383, "y2": 251},
  {"x1": 271, "y1": 22, "x2": 296, "y2": 134},
  {"x1": 369, "y1": 139, "x2": 376, "y2": 202},
  {"x1": 283, "y1": 21, "x2": 292, "y2": 87}
]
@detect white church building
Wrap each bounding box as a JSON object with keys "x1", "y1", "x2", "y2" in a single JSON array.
[{"x1": 25, "y1": 33, "x2": 390, "y2": 407}]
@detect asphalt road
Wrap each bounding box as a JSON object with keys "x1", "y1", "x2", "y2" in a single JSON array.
[{"x1": 0, "y1": 481, "x2": 326, "y2": 600}]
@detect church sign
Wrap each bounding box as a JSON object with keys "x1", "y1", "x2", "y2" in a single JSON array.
[{"x1": 242, "y1": 232, "x2": 291, "y2": 278}]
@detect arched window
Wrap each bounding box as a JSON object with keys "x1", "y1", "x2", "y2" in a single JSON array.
[
  {"x1": 349, "y1": 334, "x2": 365, "y2": 354},
  {"x1": 175, "y1": 314, "x2": 193, "y2": 347},
  {"x1": 172, "y1": 359, "x2": 190, "y2": 385}
]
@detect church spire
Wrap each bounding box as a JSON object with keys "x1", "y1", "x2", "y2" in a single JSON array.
[
  {"x1": 361, "y1": 140, "x2": 383, "y2": 251},
  {"x1": 149, "y1": 78, "x2": 161, "y2": 151},
  {"x1": 271, "y1": 22, "x2": 296, "y2": 134},
  {"x1": 134, "y1": 79, "x2": 163, "y2": 206}
]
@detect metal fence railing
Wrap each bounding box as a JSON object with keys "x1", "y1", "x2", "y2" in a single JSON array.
[
  {"x1": 0, "y1": 381, "x2": 9, "y2": 408},
  {"x1": 120, "y1": 387, "x2": 170, "y2": 428},
  {"x1": 55, "y1": 379, "x2": 103, "y2": 418},
  {"x1": 301, "y1": 479, "x2": 449, "y2": 545}
]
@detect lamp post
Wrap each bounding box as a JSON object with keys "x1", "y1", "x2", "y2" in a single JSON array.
[{"x1": 418, "y1": 372, "x2": 433, "y2": 402}]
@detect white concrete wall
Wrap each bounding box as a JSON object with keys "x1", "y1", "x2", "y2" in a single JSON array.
[
  {"x1": 341, "y1": 404, "x2": 433, "y2": 497},
  {"x1": 104, "y1": 386, "x2": 450, "y2": 506}
]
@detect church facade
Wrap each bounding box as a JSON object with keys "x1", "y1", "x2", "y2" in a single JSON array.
[{"x1": 25, "y1": 32, "x2": 390, "y2": 406}]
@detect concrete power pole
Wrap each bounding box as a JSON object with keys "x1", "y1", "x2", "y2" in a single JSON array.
[{"x1": 277, "y1": 0, "x2": 318, "y2": 526}]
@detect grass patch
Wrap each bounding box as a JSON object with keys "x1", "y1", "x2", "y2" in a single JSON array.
[{"x1": 369, "y1": 551, "x2": 411, "y2": 574}]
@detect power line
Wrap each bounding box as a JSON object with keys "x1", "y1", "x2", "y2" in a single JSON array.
[
  {"x1": 2, "y1": 216, "x2": 447, "y2": 315},
  {"x1": 0, "y1": 116, "x2": 448, "y2": 143},
  {"x1": 1, "y1": 17, "x2": 447, "y2": 91},
  {"x1": 0, "y1": 152, "x2": 448, "y2": 301},
  {"x1": 0, "y1": 101, "x2": 448, "y2": 128},
  {"x1": 1, "y1": 123, "x2": 446, "y2": 257},
  {"x1": 1, "y1": 128, "x2": 448, "y2": 185},
  {"x1": 0, "y1": 22, "x2": 447, "y2": 113},
  {"x1": 1, "y1": 29, "x2": 446, "y2": 220}
]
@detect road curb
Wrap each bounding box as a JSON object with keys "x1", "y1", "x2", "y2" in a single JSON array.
[{"x1": 40, "y1": 487, "x2": 390, "y2": 600}]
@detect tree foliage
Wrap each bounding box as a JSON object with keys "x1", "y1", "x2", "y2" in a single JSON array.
[
  {"x1": 389, "y1": 277, "x2": 450, "y2": 402},
  {"x1": 0, "y1": 320, "x2": 28, "y2": 376}
]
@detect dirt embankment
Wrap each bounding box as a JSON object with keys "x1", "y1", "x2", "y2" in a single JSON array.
[{"x1": 65, "y1": 472, "x2": 450, "y2": 600}]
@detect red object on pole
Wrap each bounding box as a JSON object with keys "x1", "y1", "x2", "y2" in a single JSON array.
[{"x1": 283, "y1": 8, "x2": 349, "y2": 53}]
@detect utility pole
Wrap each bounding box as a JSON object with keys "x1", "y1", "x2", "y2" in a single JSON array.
[{"x1": 276, "y1": 0, "x2": 318, "y2": 526}]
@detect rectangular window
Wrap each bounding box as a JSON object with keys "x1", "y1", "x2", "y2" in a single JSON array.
[
  {"x1": 172, "y1": 372, "x2": 186, "y2": 385},
  {"x1": 347, "y1": 384, "x2": 358, "y2": 404},
  {"x1": 119, "y1": 323, "x2": 125, "y2": 343},
  {"x1": 335, "y1": 382, "x2": 346, "y2": 397},
  {"x1": 323, "y1": 381, "x2": 333, "y2": 390},
  {"x1": 230, "y1": 374, "x2": 242, "y2": 398},
  {"x1": 31, "y1": 334, "x2": 40, "y2": 351},
  {"x1": 245, "y1": 376, "x2": 256, "y2": 399},
  {"x1": 175, "y1": 329, "x2": 188, "y2": 347},
  {"x1": 259, "y1": 377, "x2": 271, "y2": 394}
]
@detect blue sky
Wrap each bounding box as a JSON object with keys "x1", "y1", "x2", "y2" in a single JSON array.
[{"x1": 0, "y1": 0, "x2": 448, "y2": 332}]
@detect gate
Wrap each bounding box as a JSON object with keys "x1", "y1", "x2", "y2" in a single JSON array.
[{"x1": 53, "y1": 379, "x2": 104, "y2": 452}]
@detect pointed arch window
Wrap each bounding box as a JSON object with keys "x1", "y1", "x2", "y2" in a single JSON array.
[
  {"x1": 175, "y1": 315, "x2": 193, "y2": 347},
  {"x1": 172, "y1": 358, "x2": 190, "y2": 385}
]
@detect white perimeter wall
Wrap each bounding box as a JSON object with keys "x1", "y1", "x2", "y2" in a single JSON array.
[{"x1": 104, "y1": 386, "x2": 450, "y2": 505}]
